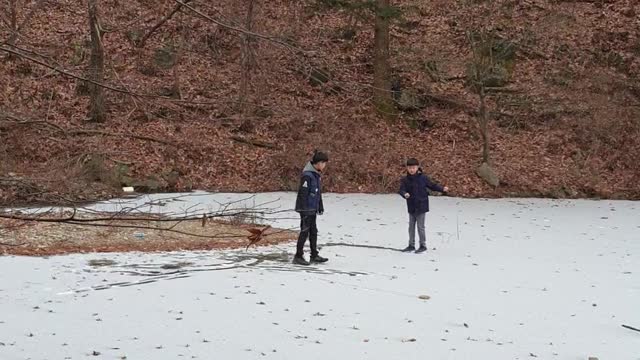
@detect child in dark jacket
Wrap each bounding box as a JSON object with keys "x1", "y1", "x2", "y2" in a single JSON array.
[
  {"x1": 398, "y1": 158, "x2": 449, "y2": 253},
  {"x1": 293, "y1": 151, "x2": 329, "y2": 265}
]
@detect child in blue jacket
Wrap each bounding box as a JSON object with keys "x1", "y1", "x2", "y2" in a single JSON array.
[
  {"x1": 399, "y1": 158, "x2": 449, "y2": 253},
  {"x1": 293, "y1": 151, "x2": 329, "y2": 265}
]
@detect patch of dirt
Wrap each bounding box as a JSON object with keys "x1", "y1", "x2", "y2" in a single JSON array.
[{"x1": 0, "y1": 218, "x2": 296, "y2": 256}]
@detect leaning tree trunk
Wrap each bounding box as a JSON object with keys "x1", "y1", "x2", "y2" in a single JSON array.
[
  {"x1": 88, "y1": 0, "x2": 106, "y2": 123},
  {"x1": 373, "y1": 0, "x2": 393, "y2": 118}
]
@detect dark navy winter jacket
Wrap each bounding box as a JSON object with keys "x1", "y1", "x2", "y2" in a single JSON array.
[
  {"x1": 295, "y1": 162, "x2": 324, "y2": 216},
  {"x1": 398, "y1": 169, "x2": 444, "y2": 215}
]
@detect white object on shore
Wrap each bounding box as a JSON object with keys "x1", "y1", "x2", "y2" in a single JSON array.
[{"x1": 122, "y1": 186, "x2": 135, "y2": 193}]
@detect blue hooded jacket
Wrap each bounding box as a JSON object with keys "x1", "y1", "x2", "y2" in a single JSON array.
[
  {"x1": 398, "y1": 168, "x2": 444, "y2": 214},
  {"x1": 295, "y1": 162, "x2": 324, "y2": 215}
]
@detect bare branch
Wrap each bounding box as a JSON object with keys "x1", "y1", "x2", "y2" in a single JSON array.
[
  {"x1": 0, "y1": 192, "x2": 296, "y2": 246},
  {"x1": 0, "y1": 44, "x2": 133, "y2": 94},
  {"x1": 70, "y1": 129, "x2": 175, "y2": 145},
  {"x1": 0, "y1": 112, "x2": 176, "y2": 146},
  {"x1": 0, "y1": 241, "x2": 26, "y2": 246},
  {"x1": 137, "y1": 0, "x2": 192, "y2": 48},
  {"x1": 175, "y1": 0, "x2": 305, "y2": 54},
  {"x1": 101, "y1": 13, "x2": 150, "y2": 34},
  {"x1": 0, "y1": 44, "x2": 272, "y2": 110},
  {"x1": 230, "y1": 135, "x2": 279, "y2": 149}
]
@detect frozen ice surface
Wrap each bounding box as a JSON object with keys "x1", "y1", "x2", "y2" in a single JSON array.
[{"x1": 1, "y1": 192, "x2": 638, "y2": 359}]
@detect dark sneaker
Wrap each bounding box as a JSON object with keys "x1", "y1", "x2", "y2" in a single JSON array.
[
  {"x1": 293, "y1": 256, "x2": 310, "y2": 266},
  {"x1": 402, "y1": 245, "x2": 416, "y2": 252},
  {"x1": 415, "y1": 246, "x2": 427, "y2": 254},
  {"x1": 310, "y1": 255, "x2": 328, "y2": 263}
]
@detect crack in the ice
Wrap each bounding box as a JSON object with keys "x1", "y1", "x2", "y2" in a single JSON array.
[
  {"x1": 61, "y1": 252, "x2": 367, "y2": 294},
  {"x1": 323, "y1": 242, "x2": 402, "y2": 252}
]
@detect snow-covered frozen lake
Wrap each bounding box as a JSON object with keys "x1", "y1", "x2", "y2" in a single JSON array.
[{"x1": 1, "y1": 192, "x2": 638, "y2": 360}]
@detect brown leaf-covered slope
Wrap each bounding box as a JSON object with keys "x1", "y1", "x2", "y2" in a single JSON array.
[{"x1": 1, "y1": 0, "x2": 639, "y2": 205}]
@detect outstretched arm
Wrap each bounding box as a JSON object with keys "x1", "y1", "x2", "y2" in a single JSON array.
[{"x1": 425, "y1": 175, "x2": 446, "y2": 193}]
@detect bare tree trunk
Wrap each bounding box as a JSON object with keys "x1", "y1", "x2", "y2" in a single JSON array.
[
  {"x1": 171, "y1": 13, "x2": 184, "y2": 100},
  {"x1": 88, "y1": 0, "x2": 106, "y2": 123},
  {"x1": 5, "y1": 1, "x2": 47, "y2": 49},
  {"x1": 171, "y1": 54, "x2": 182, "y2": 100},
  {"x1": 238, "y1": 0, "x2": 256, "y2": 132},
  {"x1": 7, "y1": 0, "x2": 18, "y2": 47},
  {"x1": 239, "y1": 0, "x2": 256, "y2": 109},
  {"x1": 478, "y1": 86, "x2": 490, "y2": 164},
  {"x1": 373, "y1": 0, "x2": 393, "y2": 118}
]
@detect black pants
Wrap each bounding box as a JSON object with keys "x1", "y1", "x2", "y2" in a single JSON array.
[{"x1": 296, "y1": 214, "x2": 318, "y2": 258}]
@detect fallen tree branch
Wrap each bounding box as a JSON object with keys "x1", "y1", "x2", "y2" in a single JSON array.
[
  {"x1": 421, "y1": 92, "x2": 519, "y2": 119},
  {"x1": 69, "y1": 129, "x2": 174, "y2": 146},
  {"x1": 423, "y1": 93, "x2": 471, "y2": 111},
  {"x1": 63, "y1": 220, "x2": 247, "y2": 239},
  {"x1": 0, "y1": 198, "x2": 295, "y2": 243},
  {"x1": 622, "y1": 324, "x2": 640, "y2": 333},
  {"x1": 175, "y1": 0, "x2": 306, "y2": 54},
  {"x1": 323, "y1": 242, "x2": 402, "y2": 252},
  {"x1": 444, "y1": 75, "x2": 466, "y2": 82},
  {"x1": 0, "y1": 206, "x2": 286, "y2": 224},
  {"x1": 517, "y1": 45, "x2": 549, "y2": 60},
  {"x1": 494, "y1": 33, "x2": 549, "y2": 60},
  {"x1": 1, "y1": 113, "x2": 175, "y2": 146},
  {"x1": 138, "y1": 0, "x2": 193, "y2": 48},
  {"x1": 230, "y1": 135, "x2": 279, "y2": 149},
  {"x1": 0, "y1": 241, "x2": 25, "y2": 247},
  {"x1": 0, "y1": 115, "x2": 65, "y2": 132},
  {"x1": 485, "y1": 86, "x2": 522, "y2": 94},
  {"x1": 0, "y1": 44, "x2": 131, "y2": 95},
  {"x1": 101, "y1": 13, "x2": 150, "y2": 34},
  {"x1": 0, "y1": 44, "x2": 272, "y2": 111}
]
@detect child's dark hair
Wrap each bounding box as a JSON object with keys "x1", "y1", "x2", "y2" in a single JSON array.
[
  {"x1": 311, "y1": 150, "x2": 329, "y2": 164},
  {"x1": 406, "y1": 158, "x2": 419, "y2": 166}
]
